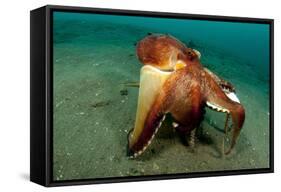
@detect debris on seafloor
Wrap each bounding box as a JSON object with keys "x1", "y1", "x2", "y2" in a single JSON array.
[
  {"x1": 90, "y1": 100, "x2": 111, "y2": 108},
  {"x1": 122, "y1": 81, "x2": 140, "y2": 88},
  {"x1": 120, "y1": 88, "x2": 128, "y2": 96}
]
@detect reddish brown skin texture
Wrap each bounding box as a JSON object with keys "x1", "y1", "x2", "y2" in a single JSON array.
[
  {"x1": 136, "y1": 35, "x2": 199, "y2": 70},
  {"x1": 129, "y1": 34, "x2": 245, "y2": 156}
]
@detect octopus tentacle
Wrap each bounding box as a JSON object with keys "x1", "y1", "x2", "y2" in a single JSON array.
[
  {"x1": 204, "y1": 67, "x2": 235, "y2": 93},
  {"x1": 128, "y1": 100, "x2": 167, "y2": 158},
  {"x1": 205, "y1": 75, "x2": 245, "y2": 154},
  {"x1": 226, "y1": 103, "x2": 245, "y2": 154},
  {"x1": 127, "y1": 65, "x2": 171, "y2": 158}
]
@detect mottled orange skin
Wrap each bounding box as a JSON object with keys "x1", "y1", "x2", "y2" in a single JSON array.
[
  {"x1": 129, "y1": 34, "x2": 245, "y2": 156},
  {"x1": 136, "y1": 34, "x2": 199, "y2": 70}
]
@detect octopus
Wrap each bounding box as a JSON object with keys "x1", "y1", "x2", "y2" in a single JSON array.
[{"x1": 127, "y1": 34, "x2": 245, "y2": 158}]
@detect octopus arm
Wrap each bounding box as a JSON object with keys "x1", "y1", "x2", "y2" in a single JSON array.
[
  {"x1": 205, "y1": 75, "x2": 245, "y2": 154},
  {"x1": 127, "y1": 65, "x2": 172, "y2": 157},
  {"x1": 204, "y1": 67, "x2": 235, "y2": 93}
]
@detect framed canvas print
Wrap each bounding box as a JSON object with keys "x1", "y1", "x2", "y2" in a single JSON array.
[{"x1": 30, "y1": 5, "x2": 274, "y2": 187}]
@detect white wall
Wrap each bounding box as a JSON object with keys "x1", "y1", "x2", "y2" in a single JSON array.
[{"x1": 0, "y1": 0, "x2": 279, "y2": 191}]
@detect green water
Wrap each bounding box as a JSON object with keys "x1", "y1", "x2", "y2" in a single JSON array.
[{"x1": 53, "y1": 11, "x2": 270, "y2": 181}]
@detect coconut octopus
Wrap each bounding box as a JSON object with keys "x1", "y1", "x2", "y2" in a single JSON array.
[{"x1": 127, "y1": 34, "x2": 245, "y2": 158}]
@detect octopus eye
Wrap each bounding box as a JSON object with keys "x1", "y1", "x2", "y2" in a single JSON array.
[{"x1": 187, "y1": 50, "x2": 193, "y2": 55}]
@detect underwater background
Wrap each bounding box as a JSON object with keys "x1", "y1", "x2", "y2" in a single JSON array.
[{"x1": 53, "y1": 11, "x2": 270, "y2": 181}]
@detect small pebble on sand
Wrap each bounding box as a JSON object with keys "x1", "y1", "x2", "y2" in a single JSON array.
[
  {"x1": 120, "y1": 89, "x2": 128, "y2": 96},
  {"x1": 153, "y1": 163, "x2": 160, "y2": 170}
]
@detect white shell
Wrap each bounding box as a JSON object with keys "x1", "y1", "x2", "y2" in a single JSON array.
[{"x1": 226, "y1": 92, "x2": 240, "y2": 103}]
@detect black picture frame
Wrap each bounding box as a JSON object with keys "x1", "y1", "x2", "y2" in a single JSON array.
[{"x1": 30, "y1": 5, "x2": 274, "y2": 187}]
